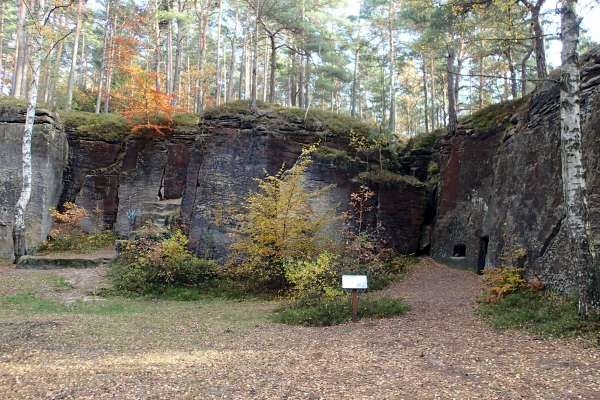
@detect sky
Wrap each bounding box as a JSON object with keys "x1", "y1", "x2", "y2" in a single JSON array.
[{"x1": 341, "y1": 0, "x2": 600, "y2": 68}]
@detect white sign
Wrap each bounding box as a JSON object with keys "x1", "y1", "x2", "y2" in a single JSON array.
[{"x1": 342, "y1": 275, "x2": 368, "y2": 289}]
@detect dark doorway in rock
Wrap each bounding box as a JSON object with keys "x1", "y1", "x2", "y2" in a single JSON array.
[
  {"x1": 477, "y1": 236, "x2": 489, "y2": 274},
  {"x1": 453, "y1": 244, "x2": 466, "y2": 258}
]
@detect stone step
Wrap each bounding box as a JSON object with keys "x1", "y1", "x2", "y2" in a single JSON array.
[{"x1": 16, "y1": 250, "x2": 116, "y2": 270}]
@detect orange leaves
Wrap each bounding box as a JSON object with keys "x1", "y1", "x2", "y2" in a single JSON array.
[{"x1": 116, "y1": 65, "x2": 179, "y2": 136}]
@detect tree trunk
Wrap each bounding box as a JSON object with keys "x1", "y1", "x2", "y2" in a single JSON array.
[
  {"x1": 447, "y1": 47, "x2": 457, "y2": 135},
  {"x1": 65, "y1": 0, "x2": 84, "y2": 111},
  {"x1": 422, "y1": 58, "x2": 429, "y2": 134},
  {"x1": 173, "y1": 12, "x2": 185, "y2": 105},
  {"x1": 250, "y1": 0, "x2": 259, "y2": 113},
  {"x1": 12, "y1": 0, "x2": 27, "y2": 98},
  {"x1": 559, "y1": 0, "x2": 596, "y2": 316},
  {"x1": 166, "y1": 17, "x2": 174, "y2": 95},
  {"x1": 520, "y1": 46, "x2": 533, "y2": 97},
  {"x1": 0, "y1": 2, "x2": 5, "y2": 94},
  {"x1": 239, "y1": 27, "x2": 246, "y2": 100},
  {"x1": 298, "y1": 54, "x2": 304, "y2": 108},
  {"x1": 430, "y1": 57, "x2": 436, "y2": 130},
  {"x1": 153, "y1": 0, "x2": 161, "y2": 92},
  {"x1": 479, "y1": 55, "x2": 485, "y2": 108},
  {"x1": 95, "y1": 0, "x2": 111, "y2": 114},
  {"x1": 14, "y1": 4, "x2": 45, "y2": 260},
  {"x1": 80, "y1": 28, "x2": 87, "y2": 90},
  {"x1": 304, "y1": 53, "x2": 310, "y2": 109},
  {"x1": 351, "y1": 47, "x2": 360, "y2": 117},
  {"x1": 387, "y1": 2, "x2": 396, "y2": 133},
  {"x1": 262, "y1": 41, "x2": 268, "y2": 102},
  {"x1": 530, "y1": 2, "x2": 548, "y2": 80},
  {"x1": 268, "y1": 34, "x2": 277, "y2": 103},
  {"x1": 215, "y1": 0, "x2": 223, "y2": 106}
]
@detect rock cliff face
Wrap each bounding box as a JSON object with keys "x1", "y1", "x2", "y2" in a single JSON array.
[
  {"x1": 432, "y1": 48, "x2": 600, "y2": 292},
  {"x1": 0, "y1": 107, "x2": 68, "y2": 260},
  {"x1": 55, "y1": 109, "x2": 431, "y2": 260},
  {"x1": 181, "y1": 110, "x2": 430, "y2": 259}
]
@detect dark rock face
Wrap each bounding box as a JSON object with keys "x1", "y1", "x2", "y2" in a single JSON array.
[
  {"x1": 0, "y1": 107, "x2": 68, "y2": 260},
  {"x1": 60, "y1": 130, "x2": 195, "y2": 236},
  {"x1": 181, "y1": 113, "x2": 430, "y2": 259},
  {"x1": 432, "y1": 48, "x2": 600, "y2": 292}
]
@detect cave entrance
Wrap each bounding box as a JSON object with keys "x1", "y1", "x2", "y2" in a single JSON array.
[
  {"x1": 452, "y1": 244, "x2": 466, "y2": 258},
  {"x1": 477, "y1": 236, "x2": 489, "y2": 274}
]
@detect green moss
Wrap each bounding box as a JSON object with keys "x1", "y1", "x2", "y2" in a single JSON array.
[
  {"x1": 39, "y1": 231, "x2": 117, "y2": 254},
  {"x1": 173, "y1": 113, "x2": 199, "y2": 126},
  {"x1": 315, "y1": 146, "x2": 361, "y2": 170},
  {"x1": 405, "y1": 128, "x2": 444, "y2": 151},
  {"x1": 464, "y1": 96, "x2": 529, "y2": 131},
  {"x1": 60, "y1": 111, "x2": 130, "y2": 141},
  {"x1": 277, "y1": 106, "x2": 374, "y2": 138},
  {"x1": 203, "y1": 100, "x2": 266, "y2": 119},
  {"x1": 0, "y1": 95, "x2": 28, "y2": 108},
  {"x1": 358, "y1": 169, "x2": 425, "y2": 188}
]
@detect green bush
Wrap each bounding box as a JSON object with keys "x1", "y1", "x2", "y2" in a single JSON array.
[
  {"x1": 478, "y1": 289, "x2": 600, "y2": 337},
  {"x1": 273, "y1": 296, "x2": 409, "y2": 326},
  {"x1": 110, "y1": 230, "x2": 216, "y2": 294},
  {"x1": 284, "y1": 252, "x2": 344, "y2": 300}
]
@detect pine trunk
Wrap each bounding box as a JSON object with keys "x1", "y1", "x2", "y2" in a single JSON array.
[
  {"x1": 447, "y1": 47, "x2": 457, "y2": 135},
  {"x1": 65, "y1": 0, "x2": 84, "y2": 111}
]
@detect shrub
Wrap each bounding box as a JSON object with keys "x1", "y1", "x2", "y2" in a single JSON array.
[
  {"x1": 229, "y1": 145, "x2": 338, "y2": 292},
  {"x1": 273, "y1": 296, "x2": 409, "y2": 327},
  {"x1": 482, "y1": 267, "x2": 527, "y2": 302},
  {"x1": 478, "y1": 290, "x2": 600, "y2": 337},
  {"x1": 40, "y1": 203, "x2": 116, "y2": 253},
  {"x1": 284, "y1": 252, "x2": 344, "y2": 300},
  {"x1": 110, "y1": 230, "x2": 216, "y2": 294}
]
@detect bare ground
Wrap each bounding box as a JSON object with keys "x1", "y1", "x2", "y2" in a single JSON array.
[{"x1": 1, "y1": 258, "x2": 599, "y2": 399}]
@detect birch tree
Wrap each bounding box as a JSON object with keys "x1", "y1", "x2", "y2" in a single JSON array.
[
  {"x1": 559, "y1": 0, "x2": 596, "y2": 316},
  {"x1": 13, "y1": 0, "x2": 73, "y2": 260}
]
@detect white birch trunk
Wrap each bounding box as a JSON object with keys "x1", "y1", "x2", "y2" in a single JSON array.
[
  {"x1": 13, "y1": 0, "x2": 44, "y2": 259},
  {"x1": 560, "y1": 0, "x2": 596, "y2": 315}
]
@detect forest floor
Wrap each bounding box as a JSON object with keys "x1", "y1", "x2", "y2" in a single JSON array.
[{"x1": 1, "y1": 258, "x2": 599, "y2": 399}]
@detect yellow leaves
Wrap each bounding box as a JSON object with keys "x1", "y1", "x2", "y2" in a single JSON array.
[
  {"x1": 231, "y1": 145, "x2": 339, "y2": 290},
  {"x1": 483, "y1": 267, "x2": 527, "y2": 302}
]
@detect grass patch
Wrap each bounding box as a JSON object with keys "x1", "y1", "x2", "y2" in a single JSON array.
[
  {"x1": 39, "y1": 231, "x2": 117, "y2": 254},
  {"x1": 0, "y1": 292, "x2": 130, "y2": 315},
  {"x1": 277, "y1": 106, "x2": 375, "y2": 138},
  {"x1": 315, "y1": 146, "x2": 361, "y2": 170},
  {"x1": 60, "y1": 111, "x2": 130, "y2": 141},
  {"x1": 463, "y1": 96, "x2": 528, "y2": 131},
  {"x1": 478, "y1": 290, "x2": 600, "y2": 337},
  {"x1": 273, "y1": 296, "x2": 409, "y2": 327},
  {"x1": 405, "y1": 128, "x2": 444, "y2": 151},
  {"x1": 45, "y1": 275, "x2": 75, "y2": 291},
  {"x1": 358, "y1": 169, "x2": 425, "y2": 188}
]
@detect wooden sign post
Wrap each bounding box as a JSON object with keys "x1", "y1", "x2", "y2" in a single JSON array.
[{"x1": 342, "y1": 275, "x2": 368, "y2": 322}]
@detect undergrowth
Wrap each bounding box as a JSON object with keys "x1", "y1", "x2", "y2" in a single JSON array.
[{"x1": 273, "y1": 296, "x2": 409, "y2": 327}]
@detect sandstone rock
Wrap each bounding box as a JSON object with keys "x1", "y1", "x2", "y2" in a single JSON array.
[
  {"x1": 432, "y1": 47, "x2": 600, "y2": 294},
  {"x1": 0, "y1": 107, "x2": 67, "y2": 260}
]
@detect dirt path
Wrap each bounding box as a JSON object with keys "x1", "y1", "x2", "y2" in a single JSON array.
[{"x1": 1, "y1": 258, "x2": 599, "y2": 399}]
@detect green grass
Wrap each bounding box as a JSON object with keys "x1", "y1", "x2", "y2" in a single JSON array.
[
  {"x1": 60, "y1": 111, "x2": 131, "y2": 140},
  {"x1": 463, "y1": 96, "x2": 528, "y2": 131},
  {"x1": 358, "y1": 169, "x2": 425, "y2": 188},
  {"x1": 45, "y1": 275, "x2": 75, "y2": 291},
  {"x1": 478, "y1": 290, "x2": 600, "y2": 337},
  {"x1": 0, "y1": 292, "x2": 130, "y2": 315},
  {"x1": 315, "y1": 146, "x2": 362, "y2": 170},
  {"x1": 273, "y1": 296, "x2": 409, "y2": 327}
]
